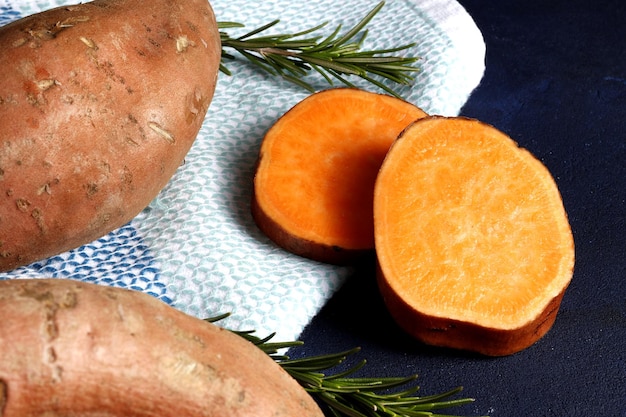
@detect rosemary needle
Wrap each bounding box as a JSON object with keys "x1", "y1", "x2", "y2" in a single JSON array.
[
  {"x1": 218, "y1": 1, "x2": 420, "y2": 98},
  {"x1": 205, "y1": 315, "x2": 485, "y2": 417}
]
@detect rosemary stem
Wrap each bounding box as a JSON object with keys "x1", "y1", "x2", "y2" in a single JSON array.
[{"x1": 218, "y1": 1, "x2": 420, "y2": 97}]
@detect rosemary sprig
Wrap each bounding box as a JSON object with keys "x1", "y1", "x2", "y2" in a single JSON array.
[
  {"x1": 206, "y1": 315, "x2": 484, "y2": 417},
  {"x1": 218, "y1": 1, "x2": 420, "y2": 98}
]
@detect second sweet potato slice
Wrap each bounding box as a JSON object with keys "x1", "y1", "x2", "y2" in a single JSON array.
[
  {"x1": 374, "y1": 116, "x2": 575, "y2": 356},
  {"x1": 252, "y1": 88, "x2": 427, "y2": 264}
]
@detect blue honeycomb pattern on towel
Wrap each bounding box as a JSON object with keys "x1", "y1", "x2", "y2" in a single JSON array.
[
  {"x1": 0, "y1": 5, "x2": 20, "y2": 25},
  {"x1": 0, "y1": 223, "x2": 171, "y2": 304}
]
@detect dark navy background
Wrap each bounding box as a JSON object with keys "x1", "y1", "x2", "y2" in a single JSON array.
[{"x1": 292, "y1": 0, "x2": 626, "y2": 415}]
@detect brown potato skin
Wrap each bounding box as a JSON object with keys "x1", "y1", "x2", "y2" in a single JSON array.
[
  {"x1": 0, "y1": 0, "x2": 221, "y2": 271},
  {"x1": 251, "y1": 186, "x2": 374, "y2": 265},
  {"x1": 377, "y1": 265, "x2": 567, "y2": 356},
  {"x1": 0, "y1": 278, "x2": 324, "y2": 417}
]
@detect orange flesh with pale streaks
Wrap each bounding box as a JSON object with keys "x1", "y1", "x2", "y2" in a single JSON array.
[
  {"x1": 253, "y1": 88, "x2": 426, "y2": 262},
  {"x1": 374, "y1": 117, "x2": 575, "y2": 354}
]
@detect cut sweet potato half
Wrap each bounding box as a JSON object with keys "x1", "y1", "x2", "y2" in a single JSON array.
[
  {"x1": 252, "y1": 88, "x2": 427, "y2": 264},
  {"x1": 374, "y1": 116, "x2": 575, "y2": 356}
]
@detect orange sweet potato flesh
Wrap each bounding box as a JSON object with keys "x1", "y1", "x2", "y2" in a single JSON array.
[
  {"x1": 252, "y1": 88, "x2": 427, "y2": 264},
  {"x1": 374, "y1": 116, "x2": 575, "y2": 356},
  {"x1": 0, "y1": 0, "x2": 221, "y2": 271},
  {"x1": 0, "y1": 278, "x2": 324, "y2": 417}
]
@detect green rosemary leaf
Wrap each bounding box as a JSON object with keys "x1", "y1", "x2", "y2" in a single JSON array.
[
  {"x1": 250, "y1": 332, "x2": 277, "y2": 345},
  {"x1": 270, "y1": 39, "x2": 322, "y2": 48},
  {"x1": 409, "y1": 398, "x2": 478, "y2": 412},
  {"x1": 287, "y1": 368, "x2": 326, "y2": 389},
  {"x1": 317, "y1": 392, "x2": 371, "y2": 417},
  {"x1": 349, "y1": 393, "x2": 384, "y2": 415},
  {"x1": 238, "y1": 19, "x2": 281, "y2": 40},
  {"x1": 329, "y1": 375, "x2": 420, "y2": 392},
  {"x1": 216, "y1": 21, "x2": 245, "y2": 29},
  {"x1": 310, "y1": 62, "x2": 336, "y2": 85},
  {"x1": 238, "y1": 49, "x2": 280, "y2": 75},
  {"x1": 335, "y1": 56, "x2": 418, "y2": 65},
  {"x1": 204, "y1": 312, "x2": 232, "y2": 323},
  {"x1": 264, "y1": 54, "x2": 308, "y2": 77},
  {"x1": 307, "y1": 24, "x2": 343, "y2": 52},
  {"x1": 400, "y1": 387, "x2": 467, "y2": 405},
  {"x1": 286, "y1": 21, "x2": 330, "y2": 39},
  {"x1": 332, "y1": 1, "x2": 384, "y2": 47},
  {"x1": 351, "y1": 43, "x2": 419, "y2": 55},
  {"x1": 322, "y1": 359, "x2": 367, "y2": 380},
  {"x1": 260, "y1": 341, "x2": 304, "y2": 352},
  {"x1": 280, "y1": 74, "x2": 317, "y2": 92},
  {"x1": 280, "y1": 348, "x2": 360, "y2": 372},
  {"x1": 326, "y1": 69, "x2": 361, "y2": 89},
  {"x1": 220, "y1": 50, "x2": 237, "y2": 61},
  {"x1": 331, "y1": 39, "x2": 368, "y2": 56},
  {"x1": 360, "y1": 67, "x2": 414, "y2": 85},
  {"x1": 297, "y1": 55, "x2": 365, "y2": 75}
]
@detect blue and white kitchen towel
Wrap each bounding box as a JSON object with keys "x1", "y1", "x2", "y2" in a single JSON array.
[{"x1": 0, "y1": 0, "x2": 485, "y2": 342}]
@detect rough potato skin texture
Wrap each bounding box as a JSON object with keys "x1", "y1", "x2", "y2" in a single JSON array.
[
  {"x1": 0, "y1": 278, "x2": 324, "y2": 417},
  {"x1": 0, "y1": 0, "x2": 221, "y2": 271}
]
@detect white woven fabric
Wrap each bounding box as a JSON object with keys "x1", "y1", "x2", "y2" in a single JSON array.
[{"x1": 0, "y1": 0, "x2": 485, "y2": 341}]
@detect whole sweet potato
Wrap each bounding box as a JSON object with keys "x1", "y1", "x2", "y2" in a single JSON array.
[
  {"x1": 0, "y1": 0, "x2": 221, "y2": 271},
  {"x1": 0, "y1": 278, "x2": 324, "y2": 416}
]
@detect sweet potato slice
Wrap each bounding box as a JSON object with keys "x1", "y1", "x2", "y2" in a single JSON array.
[
  {"x1": 252, "y1": 88, "x2": 427, "y2": 264},
  {"x1": 374, "y1": 116, "x2": 575, "y2": 356},
  {"x1": 0, "y1": 278, "x2": 323, "y2": 417}
]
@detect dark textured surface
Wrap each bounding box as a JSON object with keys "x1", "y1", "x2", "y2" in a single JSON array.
[{"x1": 292, "y1": 0, "x2": 626, "y2": 415}]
